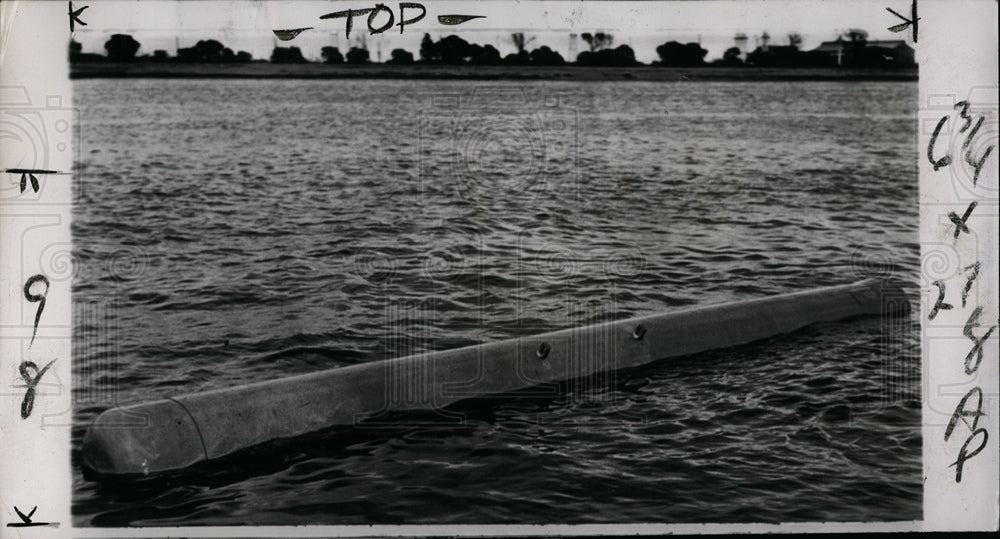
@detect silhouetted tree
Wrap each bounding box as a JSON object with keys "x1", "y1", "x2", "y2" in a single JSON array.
[
  {"x1": 581, "y1": 32, "x2": 613, "y2": 52},
  {"x1": 104, "y1": 34, "x2": 141, "y2": 61},
  {"x1": 388, "y1": 48, "x2": 414, "y2": 64},
  {"x1": 502, "y1": 50, "x2": 531, "y2": 65},
  {"x1": 436, "y1": 35, "x2": 473, "y2": 64},
  {"x1": 794, "y1": 50, "x2": 837, "y2": 68},
  {"x1": 69, "y1": 39, "x2": 84, "y2": 62},
  {"x1": 746, "y1": 45, "x2": 803, "y2": 67},
  {"x1": 841, "y1": 28, "x2": 868, "y2": 65},
  {"x1": 842, "y1": 28, "x2": 869, "y2": 45},
  {"x1": 152, "y1": 50, "x2": 169, "y2": 62},
  {"x1": 529, "y1": 46, "x2": 565, "y2": 66},
  {"x1": 176, "y1": 39, "x2": 232, "y2": 62},
  {"x1": 176, "y1": 47, "x2": 199, "y2": 62},
  {"x1": 787, "y1": 32, "x2": 803, "y2": 50},
  {"x1": 655, "y1": 41, "x2": 707, "y2": 67},
  {"x1": 196, "y1": 39, "x2": 225, "y2": 61},
  {"x1": 346, "y1": 47, "x2": 370, "y2": 64},
  {"x1": 271, "y1": 46, "x2": 307, "y2": 63},
  {"x1": 69, "y1": 40, "x2": 107, "y2": 63},
  {"x1": 235, "y1": 51, "x2": 253, "y2": 63},
  {"x1": 321, "y1": 46, "x2": 345, "y2": 64},
  {"x1": 419, "y1": 33, "x2": 438, "y2": 62},
  {"x1": 469, "y1": 44, "x2": 501, "y2": 65},
  {"x1": 717, "y1": 46, "x2": 743, "y2": 66},
  {"x1": 576, "y1": 44, "x2": 637, "y2": 67},
  {"x1": 416, "y1": 34, "x2": 503, "y2": 64},
  {"x1": 510, "y1": 32, "x2": 535, "y2": 54}
]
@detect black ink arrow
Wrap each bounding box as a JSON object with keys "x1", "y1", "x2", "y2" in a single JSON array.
[
  {"x1": 15, "y1": 507, "x2": 35, "y2": 522},
  {"x1": 21, "y1": 172, "x2": 38, "y2": 193},
  {"x1": 6, "y1": 168, "x2": 64, "y2": 193},
  {"x1": 438, "y1": 14, "x2": 485, "y2": 25},
  {"x1": 886, "y1": 0, "x2": 918, "y2": 42},
  {"x1": 7, "y1": 506, "x2": 58, "y2": 528},
  {"x1": 273, "y1": 27, "x2": 314, "y2": 41},
  {"x1": 69, "y1": 2, "x2": 89, "y2": 32}
]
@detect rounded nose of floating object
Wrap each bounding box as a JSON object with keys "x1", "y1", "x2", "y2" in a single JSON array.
[
  {"x1": 82, "y1": 399, "x2": 207, "y2": 476},
  {"x1": 82, "y1": 278, "x2": 910, "y2": 477}
]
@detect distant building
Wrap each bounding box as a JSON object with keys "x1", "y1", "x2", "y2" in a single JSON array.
[
  {"x1": 866, "y1": 40, "x2": 916, "y2": 65},
  {"x1": 758, "y1": 31, "x2": 771, "y2": 52},
  {"x1": 812, "y1": 40, "x2": 848, "y2": 65},
  {"x1": 733, "y1": 32, "x2": 748, "y2": 59},
  {"x1": 811, "y1": 39, "x2": 915, "y2": 66}
]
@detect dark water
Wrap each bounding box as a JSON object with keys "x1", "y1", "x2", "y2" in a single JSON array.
[{"x1": 71, "y1": 79, "x2": 921, "y2": 526}]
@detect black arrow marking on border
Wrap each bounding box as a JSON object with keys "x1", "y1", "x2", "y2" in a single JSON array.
[
  {"x1": 7, "y1": 506, "x2": 58, "y2": 528},
  {"x1": 438, "y1": 14, "x2": 486, "y2": 25},
  {"x1": 5, "y1": 169, "x2": 64, "y2": 193},
  {"x1": 273, "y1": 27, "x2": 314, "y2": 41},
  {"x1": 886, "y1": 0, "x2": 918, "y2": 42},
  {"x1": 69, "y1": 1, "x2": 89, "y2": 32}
]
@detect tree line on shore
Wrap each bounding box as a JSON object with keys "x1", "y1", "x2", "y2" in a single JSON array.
[{"x1": 72, "y1": 29, "x2": 916, "y2": 69}]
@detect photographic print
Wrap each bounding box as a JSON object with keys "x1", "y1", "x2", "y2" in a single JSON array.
[{"x1": 0, "y1": 0, "x2": 996, "y2": 535}]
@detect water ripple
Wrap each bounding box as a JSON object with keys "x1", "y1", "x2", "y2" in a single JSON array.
[{"x1": 72, "y1": 79, "x2": 919, "y2": 526}]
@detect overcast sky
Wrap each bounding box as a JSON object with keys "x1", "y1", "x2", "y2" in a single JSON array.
[{"x1": 71, "y1": 1, "x2": 905, "y2": 63}]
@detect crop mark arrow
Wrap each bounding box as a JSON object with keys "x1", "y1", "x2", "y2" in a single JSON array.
[
  {"x1": 438, "y1": 14, "x2": 485, "y2": 25},
  {"x1": 886, "y1": 0, "x2": 918, "y2": 42},
  {"x1": 7, "y1": 505, "x2": 57, "y2": 527},
  {"x1": 69, "y1": 2, "x2": 89, "y2": 32},
  {"x1": 273, "y1": 27, "x2": 314, "y2": 41},
  {"x1": 21, "y1": 171, "x2": 38, "y2": 192},
  {"x1": 6, "y1": 168, "x2": 60, "y2": 193},
  {"x1": 15, "y1": 506, "x2": 37, "y2": 523}
]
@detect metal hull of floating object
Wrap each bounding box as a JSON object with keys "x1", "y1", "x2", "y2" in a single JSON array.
[{"x1": 81, "y1": 278, "x2": 909, "y2": 476}]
